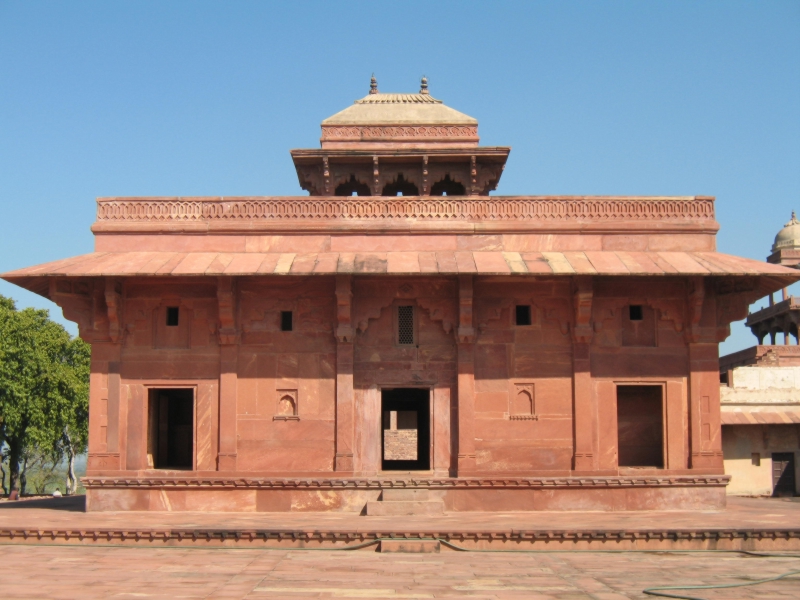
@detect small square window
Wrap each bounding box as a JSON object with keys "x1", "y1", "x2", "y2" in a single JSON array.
[
  {"x1": 166, "y1": 307, "x2": 179, "y2": 327},
  {"x1": 515, "y1": 305, "x2": 531, "y2": 326},
  {"x1": 629, "y1": 305, "x2": 643, "y2": 321},
  {"x1": 280, "y1": 311, "x2": 293, "y2": 332}
]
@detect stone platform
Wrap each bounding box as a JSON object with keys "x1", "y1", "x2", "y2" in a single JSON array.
[{"x1": 1, "y1": 495, "x2": 798, "y2": 552}]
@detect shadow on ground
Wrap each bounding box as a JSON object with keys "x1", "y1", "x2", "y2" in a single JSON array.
[{"x1": 0, "y1": 496, "x2": 85, "y2": 511}]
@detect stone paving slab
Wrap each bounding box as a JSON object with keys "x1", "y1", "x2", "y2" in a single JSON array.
[
  {"x1": 1, "y1": 496, "x2": 798, "y2": 531},
  {"x1": 0, "y1": 544, "x2": 798, "y2": 599}
]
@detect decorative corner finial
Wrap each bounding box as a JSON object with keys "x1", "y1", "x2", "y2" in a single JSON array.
[
  {"x1": 786, "y1": 211, "x2": 799, "y2": 227},
  {"x1": 420, "y1": 75, "x2": 429, "y2": 95},
  {"x1": 369, "y1": 74, "x2": 378, "y2": 95}
]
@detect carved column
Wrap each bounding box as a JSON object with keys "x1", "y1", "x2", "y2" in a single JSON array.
[
  {"x1": 335, "y1": 275, "x2": 355, "y2": 472},
  {"x1": 421, "y1": 155, "x2": 429, "y2": 196},
  {"x1": 372, "y1": 156, "x2": 381, "y2": 196},
  {"x1": 469, "y1": 156, "x2": 479, "y2": 196},
  {"x1": 217, "y1": 277, "x2": 238, "y2": 471},
  {"x1": 571, "y1": 277, "x2": 595, "y2": 472},
  {"x1": 456, "y1": 275, "x2": 477, "y2": 472}
]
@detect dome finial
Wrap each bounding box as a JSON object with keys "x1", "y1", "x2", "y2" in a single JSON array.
[
  {"x1": 420, "y1": 75, "x2": 429, "y2": 95},
  {"x1": 369, "y1": 74, "x2": 378, "y2": 95},
  {"x1": 773, "y1": 210, "x2": 800, "y2": 253}
]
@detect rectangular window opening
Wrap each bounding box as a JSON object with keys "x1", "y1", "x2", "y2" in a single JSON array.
[
  {"x1": 166, "y1": 306, "x2": 180, "y2": 327},
  {"x1": 398, "y1": 305, "x2": 414, "y2": 345},
  {"x1": 515, "y1": 305, "x2": 532, "y2": 326},
  {"x1": 280, "y1": 311, "x2": 293, "y2": 332},
  {"x1": 752, "y1": 453, "x2": 761, "y2": 467},
  {"x1": 616, "y1": 385, "x2": 664, "y2": 468},
  {"x1": 147, "y1": 388, "x2": 193, "y2": 470},
  {"x1": 629, "y1": 305, "x2": 643, "y2": 321}
]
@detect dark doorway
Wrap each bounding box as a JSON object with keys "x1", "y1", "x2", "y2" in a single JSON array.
[
  {"x1": 381, "y1": 388, "x2": 430, "y2": 471},
  {"x1": 616, "y1": 385, "x2": 664, "y2": 468},
  {"x1": 772, "y1": 452, "x2": 796, "y2": 497},
  {"x1": 148, "y1": 388, "x2": 194, "y2": 469},
  {"x1": 430, "y1": 175, "x2": 465, "y2": 196},
  {"x1": 335, "y1": 175, "x2": 371, "y2": 196}
]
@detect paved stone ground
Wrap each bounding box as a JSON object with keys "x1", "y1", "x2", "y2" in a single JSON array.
[
  {"x1": 1, "y1": 496, "x2": 799, "y2": 532},
  {"x1": 0, "y1": 544, "x2": 799, "y2": 599}
]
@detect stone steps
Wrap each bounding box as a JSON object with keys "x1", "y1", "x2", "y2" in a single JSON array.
[{"x1": 365, "y1": 488, "x2": 445, "y2": 516}]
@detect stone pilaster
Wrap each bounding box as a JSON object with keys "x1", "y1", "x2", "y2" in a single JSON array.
[
  {"x1": 688, "y1": 342, "x2": 724, "y2": 469},
  {"x1": 456, "y1": 275, "x2": 476, "y2": 473},
  {"x1": 335, "y1": 275, "x2": 355, "y2": 472},
  {"x1": 216, "y1": 277, "x2": 238, "y2": 471},
  {"x1": 572, "y1": 277, "x2": 595, "y2": 472}
]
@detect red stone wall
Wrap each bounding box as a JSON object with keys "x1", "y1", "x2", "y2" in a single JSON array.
[
  {"x1": 472, "y1": 278, "x2": 575, "y2": 473},
  {"x1": 351, "y1": 277, "x2": 457, "y2": 476},
  {"x1": 235, "y1": 278, "x2": 336, "y2": 472}
]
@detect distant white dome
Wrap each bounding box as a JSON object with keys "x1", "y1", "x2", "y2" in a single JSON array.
[{"x1": 772, "y1": 211, "x2": 800, "y2": 253}]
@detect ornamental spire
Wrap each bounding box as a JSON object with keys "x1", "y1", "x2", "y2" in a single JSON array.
[
  {"x1": 420, "y1": 75, "x2": 429, "y2": 95},
  {"x1": 369, "y1": 74, "x2": 378, "y2": 95}
]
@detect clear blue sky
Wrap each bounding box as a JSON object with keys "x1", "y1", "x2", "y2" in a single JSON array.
[{"x1": 1, "y1": 1, "x2": 798, "y2": 354}]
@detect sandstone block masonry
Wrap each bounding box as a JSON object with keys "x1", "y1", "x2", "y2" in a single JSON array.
[{"x1": 3, "y1": 78, "x2": 798, "y2": 512}]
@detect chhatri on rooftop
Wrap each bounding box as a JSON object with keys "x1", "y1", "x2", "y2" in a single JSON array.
[
  {"x1": 322, "y1": 76, "x2": 479, "y2": 128},
  {"x1": 292, "y1": 76, "x2": 508, "y2": 194}
]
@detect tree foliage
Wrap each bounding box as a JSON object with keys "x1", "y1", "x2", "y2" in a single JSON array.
[{"x1": 0, "y1": 294, "x2": 90, "y2": 495}]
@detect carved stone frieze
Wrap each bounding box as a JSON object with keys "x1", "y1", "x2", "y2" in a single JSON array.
[
  {"x1": 81, "y1": 474, "x2": 731, "y2": 490},
  {"x1": 320, "y1": 125, "x2": 479, "y2": 140},
  {"x1": 96, "y1": 197, "x2": 717, "y2": 223},
  {"x1": 351, "y1": 280, "x2": 456, "y2": 337}
]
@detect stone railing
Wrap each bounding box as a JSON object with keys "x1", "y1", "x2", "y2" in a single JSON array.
[{"x1": 96, "y1": 196, "x2": 716, "y2": 223}]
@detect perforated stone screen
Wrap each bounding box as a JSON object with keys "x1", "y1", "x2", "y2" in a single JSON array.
[{"x1": 398, "y1": 305, "x2": 414, "y2": 345}]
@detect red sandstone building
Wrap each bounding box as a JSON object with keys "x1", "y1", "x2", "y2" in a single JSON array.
[{"x1": 4, "y1": 79, "x2": 799, "y2": 513}]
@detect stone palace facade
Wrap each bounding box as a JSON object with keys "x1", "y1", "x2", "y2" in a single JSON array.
[{"x1": 4, "y1": 78, "x2": 798, "y2": 513}]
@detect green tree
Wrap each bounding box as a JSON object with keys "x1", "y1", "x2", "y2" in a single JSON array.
[{"x1": 0, "y1": 294, "x2": 90, "y2": 495}]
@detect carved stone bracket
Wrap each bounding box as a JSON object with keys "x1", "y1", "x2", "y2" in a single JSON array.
[
  {"x1": 335, "y1": 275, "x2": 354, "y2": 343},
  {"x1": 457, "y1": 275, "x2": 475, "y2": 343},
  {"x1": 104, "y1": 278, "x2": 123, "y2": 343},
  {"x1": 572, "y1": 277, "x2": 594, "y2": 344},
  {"x1": 216, "y1": 277, "x2": 238, "y2": 345},
  {"x1": 50, "y1": 279, "x2": 94, "y2": 341},
  {"x1": 531, "y1": 297, "x2": 571, "y2": 336},
  {"x1": 686, "y1": 277, "x2": 706, "y2": 343}
]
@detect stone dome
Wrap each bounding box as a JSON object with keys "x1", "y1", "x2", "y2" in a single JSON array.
[{"x1": 772, "y1": 211, "x2": 800, "y2": 253}]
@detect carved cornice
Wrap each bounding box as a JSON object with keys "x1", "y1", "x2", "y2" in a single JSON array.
[
  {"x1": 81, "y1": 475, "x2": 731, "y2": 490},
  {"x1": 321, "y1": 125, "x2": 479, "y2": 140},
  {"x1": 95, "y1": 197, "x2": 716, "y2": 225}
]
